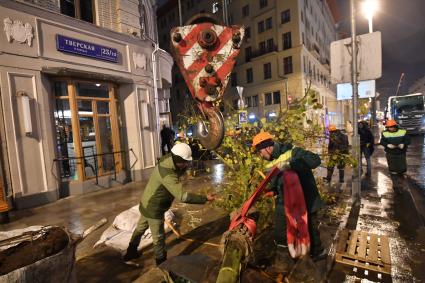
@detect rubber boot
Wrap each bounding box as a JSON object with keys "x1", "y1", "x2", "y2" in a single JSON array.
[
  {"x1": 155, "y1": 252, "x2": 167, "y2": 266},
  {"x1": 123, "y1": 243, "x2": 140, "y2": 262}
]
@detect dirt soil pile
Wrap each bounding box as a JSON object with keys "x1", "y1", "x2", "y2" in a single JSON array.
[{"x1": 0, "y1": 227, "x2": 69, "y2": 275}]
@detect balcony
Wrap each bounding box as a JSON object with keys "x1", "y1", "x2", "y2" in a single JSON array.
[{"x1": 248, "y1": 45, "x2": 278, "y2": 60}]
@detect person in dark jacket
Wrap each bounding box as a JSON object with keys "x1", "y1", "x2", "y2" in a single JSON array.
[
  {"x1": 123, "y1": 143, "x2": 214, "y2": 265},
  {"x1": 160, "y1": 125, "x2": 175, "y2": 155},
  {"x1": 380, "y1": 119, "x2": 410, "y2": 193},
  {"x1": 358, "y1": 121, "x2": 374, "y2": 177},
  {"x1": 252, "y1": 132, "x2": 326, "y2": 261},
  {"x1": 325, "y1": 124, "x2": 349, "y2": 183}
]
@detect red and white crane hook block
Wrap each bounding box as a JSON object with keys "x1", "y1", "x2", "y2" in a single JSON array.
[{"x1": 170, "y1": 22, "x2": 245, "y2": 149}]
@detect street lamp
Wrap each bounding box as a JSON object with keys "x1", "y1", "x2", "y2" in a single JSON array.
[
  {"x1": 361, "y1": 0, "x2": 378, "y2": 33},
  {"x1": 361, "y1": 0, "x2": 379, "y2": 130}
]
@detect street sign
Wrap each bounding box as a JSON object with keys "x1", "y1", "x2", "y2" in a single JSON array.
[
  {"x1": 238, "y1": 110, "x2": 248, "y2": 124},
  {"x1": 330, "y1": 31, "x2": 382, "y2": 84},
  {"x1": 337, "y1": 80, "x2": 376, "y2": 100}
]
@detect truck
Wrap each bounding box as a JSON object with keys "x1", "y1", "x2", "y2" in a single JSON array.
[{"x1": 386, "y1": 93, "x2": 425, "y2": 134}]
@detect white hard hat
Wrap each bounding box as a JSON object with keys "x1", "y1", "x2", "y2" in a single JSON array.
[{"x1": 171, "y1": 143, "x2": 192, "y2": 161}]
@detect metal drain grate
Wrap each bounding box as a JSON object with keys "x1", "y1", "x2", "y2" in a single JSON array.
[{"x1": 335, "y1": 229, "x2": 391, "y2": 282}]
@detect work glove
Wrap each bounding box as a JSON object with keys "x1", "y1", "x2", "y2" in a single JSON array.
[
  {"x1": 398, "y1": 144, "x2": 405, "y2": 149},
  {"x1": 387, "y1": 144, "x2": 396, "y2": 149}
]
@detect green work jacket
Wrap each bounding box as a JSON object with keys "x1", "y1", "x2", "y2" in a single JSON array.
[
  {"x1": 269, "y1": 143, "x2": 322, "y2": 213},
  {"x1": 140, "y1": 155, "x2": 207, "y2": 219}
]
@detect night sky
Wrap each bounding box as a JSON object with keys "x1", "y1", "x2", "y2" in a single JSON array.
[
  {"x1": 335, "y1": 0, "x2": 425, "y2": 105},
  {"x1": 156, "y1": 0, "x2": 425, "y2": 106}
]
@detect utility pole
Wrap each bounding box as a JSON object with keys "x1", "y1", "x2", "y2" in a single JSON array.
[
  {"x1": 178, "y1": 0, "x2": 183, "y2": 26},
  {"x1": 350, "y1": 0, "x2": 361, "y2": 202}
]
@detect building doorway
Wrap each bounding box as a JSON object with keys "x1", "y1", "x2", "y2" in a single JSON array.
[{"x1": 53, "y1": 79, "x2": 121, "y2": 182}]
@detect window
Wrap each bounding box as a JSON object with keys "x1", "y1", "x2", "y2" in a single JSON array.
[
  {"x1": 283, "y1": 56, "x2": 293, "y2": 74},
  {"x1": 245, "y1": 27, "x2": 251, "y2": 39},
  {"x1": 281, "y1": 9, "x2": 290, "y2": 24},
  {"x1": 245, "y1": 46, "x2": 252, "y2": 62},
  {"x1": 283, "y1": 32, "x2": 292, "y2": 50},
  {"x1": 301, "y1": 11, "x2": 304, "y2": 23},
  {"x1": 258, "y1": 21, "x2": 265, "y2": 33},
  {"x1": 231, "y1": 72, "x2": 237, "y2": 87},
  {"x1": 266, "y1": 17, "x2": 273, "y2": 30},
  {"x1": 303, "y1": 56, "x2": 307, "y2": 73},
  {"x1": 267, "y1": 38, "x2": 274, "y2": 52},
  {"x1": 252, "y1": 95, "x2": 259, "y2": 107},
  {"x1": 302, "y1": 32, "x2": 305, "y2": 45},
  {"x1": 265, "y1": 92, "x2": 272, "y2": 105},
  {"x1": 60, "y1": 0, "x2": 95, "y2": 23},
  {"x1": 245, "y1": 96, "x2": 252, "y2": 107},
  {"x1": 273, "y1": 91, "x2": 281, "y2": 104},
  {"x1": 259, "y1": 41, "x2": 266, "y2": 53},
  {"x1": 139, "y1": 4, "x2": 149, "y2": 37},
  {"x1": 264, "y1": 62, "x2": 272, "y2": 79},
  {"x1": 246, "y1": 68, "x2": 253, "y2": 83},
  {"x1": 242, "y1": 5, "x2": 249, "y2": 17},
  {"x1": 260, "y1": 0, "x2": 268, "y2": 9}
]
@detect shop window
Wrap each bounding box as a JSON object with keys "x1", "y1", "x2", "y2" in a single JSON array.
[
  {"x1": 60, "y1": 0, "x2": 95, "y2": 24},
  {"x1": 53, "y1": 80, "x2": 121, "y2": 182}
]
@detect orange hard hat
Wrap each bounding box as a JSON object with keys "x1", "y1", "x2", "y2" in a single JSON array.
[
  {"x1": 252, "y1": 131, "x2": 273, "y2": 148},
  {"x1": 385, "y1": 119, "x2": 397, "y2": 127},
  {"x1": 328, "y1": 124, "x2": 337, "y2": 132}
]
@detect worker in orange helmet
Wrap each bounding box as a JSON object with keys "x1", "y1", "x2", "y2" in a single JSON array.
[
  {"x1": 380, "y1": 119, "x2": 410, "y2": 193},
  {"x1": 252, "y1": 131, "x2": 326, "y2": 261},
  {"x1": 324, "y1": 125, "x2": 349, "y2": 183}
]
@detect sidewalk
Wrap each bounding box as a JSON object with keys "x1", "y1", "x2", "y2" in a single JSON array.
[{"x1": 328, "y1": 144, "x2": 425, "y2": 282}]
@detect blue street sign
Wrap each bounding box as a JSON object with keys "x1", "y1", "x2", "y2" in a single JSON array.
[{"x1": 56, "y1": 35, "x2": 118, "y2": 63}]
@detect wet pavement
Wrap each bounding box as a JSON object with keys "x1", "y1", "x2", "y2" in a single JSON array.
[
  {"x1": 329, "y1": 135, "x2": 425, "y2": 282},
  {"x1": 1, "y1": 136, "x2": 425, "y2": 282}
]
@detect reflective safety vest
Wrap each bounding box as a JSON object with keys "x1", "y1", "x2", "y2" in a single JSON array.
[
  {"x1": 265, "y1": 149, "x2": 293, "y2": 170},
  {"x1": 382, "y1": 129, "x2": 407, "y2": 138}
]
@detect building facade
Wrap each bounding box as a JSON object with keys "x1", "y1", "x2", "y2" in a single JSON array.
[
  {"x1": 409, "y1": 76, "x2": 425, "y2": 94},
  {"x1": 0, "y1": 0, "x2": 173, "y2": 209},
  {"x1": 157, "y1": 0, "x2": 344, "y2": 128}
]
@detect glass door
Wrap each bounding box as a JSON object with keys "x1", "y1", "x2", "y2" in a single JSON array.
[{"x1": 53, "y1": 79, "x2": 121, "y2": 181}]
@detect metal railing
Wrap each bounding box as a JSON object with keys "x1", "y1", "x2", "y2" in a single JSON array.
[{"x1": 51, "y1": 149, "x2": 138, "y2": 184}]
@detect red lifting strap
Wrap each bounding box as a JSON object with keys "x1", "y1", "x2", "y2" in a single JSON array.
[{"x1": 228, "y1": 167, "x2": 280, "y2": 238}]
